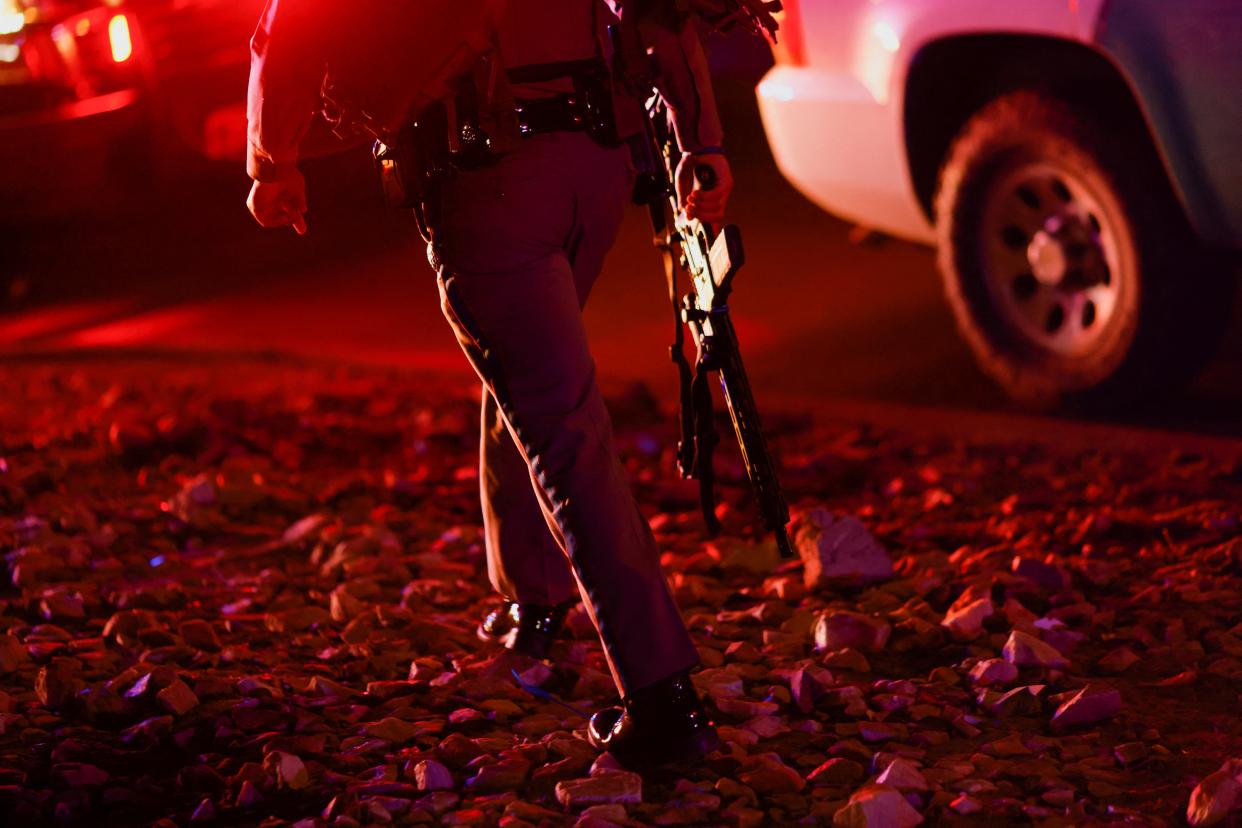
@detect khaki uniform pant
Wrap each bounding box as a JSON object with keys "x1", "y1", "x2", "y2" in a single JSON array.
[{"x1": 429, "y1": 131, "x2": 699, "y2": 693}]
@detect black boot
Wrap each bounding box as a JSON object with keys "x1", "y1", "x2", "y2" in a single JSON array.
[
  {"x1": 477, "y1": 600, "x2": 573, "y2": 659},
  {"x1": 587, "y1": 668, "x2": 721, "y2": 769}
]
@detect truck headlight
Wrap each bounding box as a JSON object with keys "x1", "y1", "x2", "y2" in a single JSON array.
[{"x1": 0, "y1": 0, "x2": 26, "y2": 36}]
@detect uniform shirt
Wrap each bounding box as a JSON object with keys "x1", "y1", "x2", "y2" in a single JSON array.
[{"x1": 246, "y1": 0, "x2": 724, "y2": 181}]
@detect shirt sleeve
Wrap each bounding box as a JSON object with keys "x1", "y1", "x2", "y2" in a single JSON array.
[
  {"x1": 246, "y1": 0, "x2": 328, "y2": 181},
  {"x1": 636, "y1": 5, "x2": 724, "y2": 153}
]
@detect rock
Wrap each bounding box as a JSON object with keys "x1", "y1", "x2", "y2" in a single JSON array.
[
  {"x1": 814, "y1": 612, "x2": 891, "y2": 653},
  {"x1": 507, "y1": 800, "x2": 566, "y2": 824},
  {"x1": 875, "y1": 759, "x2": 928, "y2": 792},
  {"x1": 40, "y1": 588, "x2": 86, "y2": 621},
  {"x1": 156, "y1": 680, "x2": 200, "y2": 716},
  {"x1": 102, "y1": 609, "x2": 158, "y2": 642},
  {"x1": 832, "y1": 784, "x2": 924, "y2": 827},
  {"x1": 556, "y1": 772, "x2": 643, "y2": 809},
  {"x1": 330, "y1": 585, "x2": 366, "y2": 622},
  {"x1": 721, "y1": 803, "x2": 766, "y2": 828},
  {"x1": 795, "y1": 510, "x2": 892, "y2": 589},
  {"x1": 725, "y1": 641, "x2": 762, "y2": 664},
  {"x1": 268, "y1": 752, "x2": 311, "y2": 790},
  {"x1": 968, "y1": 659, "x2": 1018, "y2": 687},
  {"x1": 52, "y1": 763, "x2": 109, "y2": 787},
  {"x1": 714, "y1": 697, "x2": 780, "y2": 718},
  {"x1": 35, "y1": 658, "x2": 80, "y2": 709},
  {"x1": 716, "y1": 777, "x2": 759, "y2": 806},
  {"x1": 125, "y1": 669, "x2": 171, "y2": 699},
  {"x1": 808, "y1": 758, "x2": 865, "y2": 787},
  {"x1": 1113, "y1": 742, "x2": 1149, "y2": 767},
  {"x1": 982, "y1": 733, "x2": 1032, "y2": 757},
  {"x1": 789, "y1": 668, "x2": 818, "y2": 714},
  {"x1": 568, "y1": 757, "x2": 617, "y2": 785},
  {"x1": 1011, "y1": 556, "x2": 1068, "y2": 591},
  {"x1": 266, "y1": 605, "x2": 332, "y2": 633},
  {"x1": 413, "y1": 759, "x2": 454, "y2": 791},
  {"x1": 364, "y1": 717, "x2": 422, "y2": 744},
  {"x1": 121, "y1": 715, "x2": 173, "y2": 747},
  {"x1": 1187, "y1": 760, "x2": 1242, "y2": 827},
  {"x1": 858, "y1": 722, "x2": 909, "y2": 743},
  {"x1": 179, "y1": 620, "x2": 221, "y2": 651},
  {"x1": 284, "y1": 513, "x2": 330, "y2": 544},
  {"x1": 982, "y1": 685, "x2": 1043, "y2": 717},
  {"x1": 467, "y1": 758, "x2": 530, "y2": 793},
  {"x1": 190, "y1": 798, "x2": 217, "y2": 823},
  {"x1": 708, "y1": 538, "x2": 780, "y2": 575},
  {"x1": 236, "y1": 780, "x2": 263, "y2": 809},
  {"x1": 823, "y1": 648, "x2": 871, "y2": 673},
  {"x1": 517, "y1": 661, "x2": 553, "y2": 688},
  {"x1": 1097, "y1": 646, "x2": 1140, "y2": 674},
  {"x1": 575, "y1": 803, "x2": 629, "y2": 827},
  {"x1": 949, "y1": 795, "x2": 982, "y2": 815},
  {"x1": 742, "y1": 714, "x2": 787, "y2": 739},
  {"x1": 0, "y1": 634, "x2": 28, "y2": 673},
  {"x1": 941, "y1": 597, "x2": 992, "y2": 641},
  {"x1": 696, "y1": 667, "x2": 745, "y2": 700},
  {"x1": 1002, "y1": 631, "x2": 1069, "y2": 669},
  {"x1": 1051, "y1": 686, "x2": 1122, "y2": 729},
  {"x1": 307, "y1": 676, "x2": 357, "y2": 699},
  {"x1": 738, "y1": 754, "x2": 806, "y2": 794},
  {"x1": 480, "y1": 698, "x2": 524, "y2": 721}
]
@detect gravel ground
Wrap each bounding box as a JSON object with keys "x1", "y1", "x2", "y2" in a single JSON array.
[{"x1": 1, "y1": 357, "x2": 1241, "y2": 827}]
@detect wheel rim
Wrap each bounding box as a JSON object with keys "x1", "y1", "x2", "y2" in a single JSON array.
[{"x1": 977, "y1": 161, "x2": 1126, "y2": 359}]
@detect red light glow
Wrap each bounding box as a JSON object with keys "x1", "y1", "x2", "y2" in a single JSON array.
[{"x1": 108, "y1": 14, "x2": 132, "y2": 63}]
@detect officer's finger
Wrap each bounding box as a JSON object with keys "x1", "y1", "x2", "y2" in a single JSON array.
[{"x1": 291, "y1": 213, "x2": 308, "y2": 236}]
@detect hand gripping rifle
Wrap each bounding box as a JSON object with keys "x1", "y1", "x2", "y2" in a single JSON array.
[{"x1": 630, "y1": 93, "x2": 794, "y2": 559}]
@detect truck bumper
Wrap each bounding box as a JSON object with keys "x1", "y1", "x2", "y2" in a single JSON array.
[
  {"x1": 756, "y1": 64, "x2": 935, "y2": 244},
  {"x1": 0, "y1": 89, "x2": 147, "y2": 220}
]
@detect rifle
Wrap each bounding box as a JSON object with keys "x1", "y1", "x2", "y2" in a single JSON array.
[{"x1": 630, "y1": 92, "x2": 794, "y2": 559}]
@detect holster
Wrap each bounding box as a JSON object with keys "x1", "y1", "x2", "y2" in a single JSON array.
[{"x1": 372, "y1": 51, "x2": 521, "y2": 213}]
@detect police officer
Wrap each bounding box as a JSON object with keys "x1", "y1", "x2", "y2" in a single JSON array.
[{"x1": 247, "y1": 0, "x2": 733, "y2": 768}]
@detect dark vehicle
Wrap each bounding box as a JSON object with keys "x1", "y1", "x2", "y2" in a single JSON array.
[{"x1": 1, "y1": 0, "x2": 264, "y2": 217}]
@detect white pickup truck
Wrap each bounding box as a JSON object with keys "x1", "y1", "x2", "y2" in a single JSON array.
[{"x1": 758, "y1": 0, "x2": 1242, "y2": 406}]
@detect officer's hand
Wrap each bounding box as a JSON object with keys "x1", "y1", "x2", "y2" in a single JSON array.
[
  {"x1": 676, "y1": 152, "x2": 733, "y2": 228},
  {"x1": 247, "y1": 169, "x2": 308, "y2": 235}
]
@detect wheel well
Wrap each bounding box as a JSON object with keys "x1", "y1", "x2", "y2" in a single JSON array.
[{"x1": 904, "y1": 34, "x2": 1164, "y2": 224}]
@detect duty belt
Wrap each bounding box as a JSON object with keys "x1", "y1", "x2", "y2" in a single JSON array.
[
  {"x1": 506, "y1": 58, "x2": 619, "y2": 145},
  {"x1": 514, "y1": 93, "x2": 591, "y2": 137}
]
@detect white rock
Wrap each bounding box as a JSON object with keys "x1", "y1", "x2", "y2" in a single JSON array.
[
  {"x1": 1002, "y1": 630, "x2": 1069, "y2": 669},
  {"x1": 968, "y1": 659, "x2": 1019, "y2": 687},
  {"x1": 832, "y1": 784, "x2": 924, "y2": 828},
  {"x1": 413, "y1": 759, "x2": 454, "y2": 791},
  {"x1": 271, "y1": 752, "x2": 310, "y2": 790},
  {"x1": 795, "y1": 509, "x2": 892, "y2": 589},
  {"x1": 814, "y1": 611, "x2": 891, "y2": 653},
  {"x1": 941, "y1": 597, "x2": 993, "y2": 640},
  {"x1": 556, "y1": 772, "x2": 643, "y2": 809},
  {"x1": 875, "y1": 759, "x2": 928, "y2": 792},
  {"x1": 1187, "y1": 759, "x2": 1242, "y2": 826}
]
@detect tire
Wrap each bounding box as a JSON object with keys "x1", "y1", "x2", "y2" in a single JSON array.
[{"x1": 934, "y1": 90, "x2": 1235, "y2": 409}]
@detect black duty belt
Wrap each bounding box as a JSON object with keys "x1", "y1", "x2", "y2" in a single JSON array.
[
  {"x1": 514, "y1": 93, "x2": 591, "y2": 137},
  {"x1": 506, "y1": 59, "x2": 618, "y2": 143}
]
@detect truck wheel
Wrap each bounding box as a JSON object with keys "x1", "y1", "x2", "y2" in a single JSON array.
[{"x1": 934, "y1": 90, "x2": 1234, "y2": 408}]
